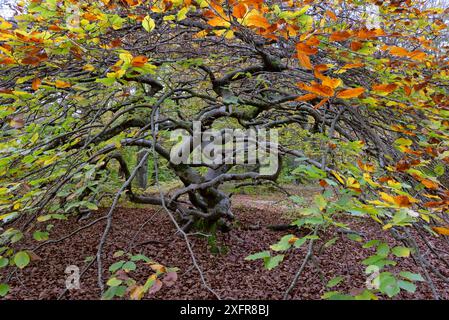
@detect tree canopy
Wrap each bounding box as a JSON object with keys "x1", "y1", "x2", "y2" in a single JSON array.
[{"x1": 0, "y1": 0, "x2": 448, "y2": 300}]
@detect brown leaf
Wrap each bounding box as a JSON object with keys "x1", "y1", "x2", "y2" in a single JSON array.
[
  {"x1": 162, "y1": 272, "x2": 178, "y2": 287},
  {"x1": 148, "y1": 279, "x2": 163, "y2": 295}
]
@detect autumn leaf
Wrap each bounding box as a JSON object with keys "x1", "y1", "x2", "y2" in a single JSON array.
[
  {"x1": 346, "y1": 177, "x2": 361, "y2": 191},
  {"x1": 296, "y1": 43, "x2": 318, "y2": 55},
  {"x1": 297, "y1": 53, "x2": 313, "y2": 70},
  {"x1": 207, "y1": 16, "x2": 230, "y2": 28},
  {"x1": 322, "y1": 77, "x2": 342, "y2": 89},
  {"x1": 421, "y1": 179, "x2": 438, "y2": 190},
  {"x1": 314, "y1": 98, "x2": 329, "y2": 109},
  {"x1": 232, "y1": 3, "x2": 247, "y2": 19},
  {"x1": 298, "y1": 82, "x2": 334, "y2": 97},
  {"x1": 162, "y1": 272, "x2": 178, "y2": 287},
  {"x1": 372, "y1": 83, "x2": 398, "y2": 94},
  {"x1": 0, "y1": 57, "x2": 15, "y2": 65},
  {"x1": 131, "y1": 56, "x2": 148, "y2": 67},
  {"x1": 129, "y1": 285, "x2": 144, "y2": 300},
  {"x1": 336, "y1": 87, "x2": 365, "y2": 99},
  {"x1": 329, "y1": 30, "x2": 351, "y2": 42},
  {"x1": 389, "y1": 46, "x2": 409, "y2": 57},
  {"x1": 326, "y1": 10, "x2": 337, "y2": 21},
  {"x1": 244, "y1": 10, "x2": 270, "y2": 29},
  {"x1": 432, "y1": 227, "x2": 449, "y2": 236},
  {"x1": 148, "y1": 279, "x2": 163, "y2": 295},
  {"x1": 9, "y1": 117, "x2": 25, "y2": 129},
  {"x1": 32, "y1": 78, "x2": 41, "y2": 91},
  {"x1": 142, "y1": 15, "x2": 156, "y2": 32},
  {"x1": 296, "y1": 93, "x2": 317, "y2": 101},
  {"x1": 55, "y1": 80, "x2": 71, "y2": 88}
]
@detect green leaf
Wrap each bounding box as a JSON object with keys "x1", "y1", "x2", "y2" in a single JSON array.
[
  {"x1": 347, "y1": 233, "x2": 363, "y2": 242},
  {"x1": 245, "y1": 251, "x2": 270, "y2": 261},
  {"x1": 142, "y1": 15, "x2": 156, "y2": 33},
  {"x1": 14, "y1": 251, "x2": 30, "y2": 269},
  {"x1": 434, "y1": 164, "x2": 445, "y2": 176},
  {"x1": 363, "y1": 239, "x2": 380, "y2": 249},
  {"x1": 113, "y1": 250, "x2": 124, "y2": 258},
  {"x1": 294, "y1": 237, "x2": 307, "y2": 248},
  {"x1": 106, "y1": 277, "x2": 122, "y2": 287},
  {"x1": 109, "y1": 260, "x2": 125, "y2": 273},
  {"x1": 379, "y1": 274, "x2": 400, "y2": 298},
  {"x1": 0, "y1": 257, "x2": 9, "y2": 268},
  {"x1": 131, "y1": 254, "x2": 151, "y2": 262},
  {"x1": 376, "y1": 243, "x2": 390, "y2": 257},
  {"x1": 398, "y1": 280, "x2": 416, "y2": 293},
  {"x1": 392, "y1": 246, "x2": 411, "y2": 258},
  {"x1": 0, "y1": 283, "x2": 9, "y2": 297},
  {"x1": 270, "y1": 235, "x2": 295, "y2": 252},
  {"x1": 33, "y1": 231, "x2": 49, "y2": 241},
  {"x1": 264, "y1": 255, "x2": 284, "y2": 270},
  {"x1": 327, "y1": 276, "x2": 344, "y2": 288},
  {"x1": 122, "y1": 261, "x2": 136, "y2": 272},
  {"x1": 324, "y1": 237, "x2": 338, "y2": 248},
  {"x1": 399, "y1": 271, "x2": 425, "y2": 282}
]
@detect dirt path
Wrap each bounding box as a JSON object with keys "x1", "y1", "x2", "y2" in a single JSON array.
[{"x1": 2, "y1": 194, "x2": 449, "y2": 300}]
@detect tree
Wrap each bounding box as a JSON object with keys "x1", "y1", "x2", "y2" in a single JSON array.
[{"x1": 0, "y1": 0, "x2": 448, "y2": 299}]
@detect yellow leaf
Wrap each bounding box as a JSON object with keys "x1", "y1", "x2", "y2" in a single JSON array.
[
  {"x1": 346, "y1": 177, "x2": 360, "y2": 190},
  {"x1": 142, "y1": 15, "x2": 156, "y2": 33},
  {"x1": 55, "y1": 80, "x2": 71, "y2": 88},
  {"x1": 331, "y1": 170, "x2": 345, "y2": 184},
  {"x1": 129, "y1": 285, "x2": 145, "y2": 300},
  {"x1": 83, "y1": 64, "x2": 95, "y2": 72},
  {"x1": 322, "y1": 77, "x2": 342, "y2": 89}
]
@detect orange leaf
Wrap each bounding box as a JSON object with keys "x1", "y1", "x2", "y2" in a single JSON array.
[
  {"x1": 298, "y1": 82, "x2": 334, "y2": 97},
  {"x1": 342, "y1": 63, "x2": 364, "y2": 69},
  {"x1": 232, "y1": 3, "x2": 247, "y2": 19},
  {"x1": 32, "y1": 78, "x2": 41, "y2": 91},
  {"x1": 408, "y1": 50, "x2": 426, "y2": 61},
  {"x1": 314, "y1": 98, "x2": 329, "y2": 109},
  {"x1": 297, "y1": 53, "x2": 313, "y2": 70},
  {"x1": 322, "y1": 77, "x2": 342, "y2": 89},
  {"x1": 207, "y1": 16, "x2": 230, "y2": 28},
  {"x1": 326, "y1": 10, "x2": 337, "y2": 21},
  {"x1": 0, "y1": 57, "x2": 15, "y2": 65},
  {"x1": 372, "y1": 83, "x2": 398, "y2": 94},
  {"x1": 389, "y1": 46, "x2": 409, "y2": 57},
  {"x1": 245, "y1": 11, "x2": 270, "y2": 29},
  {"x1": 421, "y1": 179, "x2": 439, "y2": 190},
  {"x1": 131, "y1": 55, "x2": 148, "y2": 67},
  {"x1": 296, "y1": 42, "x2": 318, "y2": 55},
  {"x1": 336, "y1": 87, "x2": 365, "y2": 99},
  {"x1": 350, "y1": 41, "x2": 363, "y2": 51},
  {"x1": 432, "y1": 227, "x2": 449, "y2": 236},
  {"x1": 393, "y1": 195, "x2": 412, "y2": 208},
  {"x1": 296, "y1": 93, "x2": 317, "y2": 101},
  {"x1": 329, "y1": 30, "x2": 351, "y2": 42}
]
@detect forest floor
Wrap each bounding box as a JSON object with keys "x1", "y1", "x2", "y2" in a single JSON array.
[{"x1": 3, "y1": 186, "x2": 449, "y2": 300}]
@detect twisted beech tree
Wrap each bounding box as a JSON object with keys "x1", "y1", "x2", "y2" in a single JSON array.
[{"x1": 0, "y1": 0, "x2": 448, "y2": 299}]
